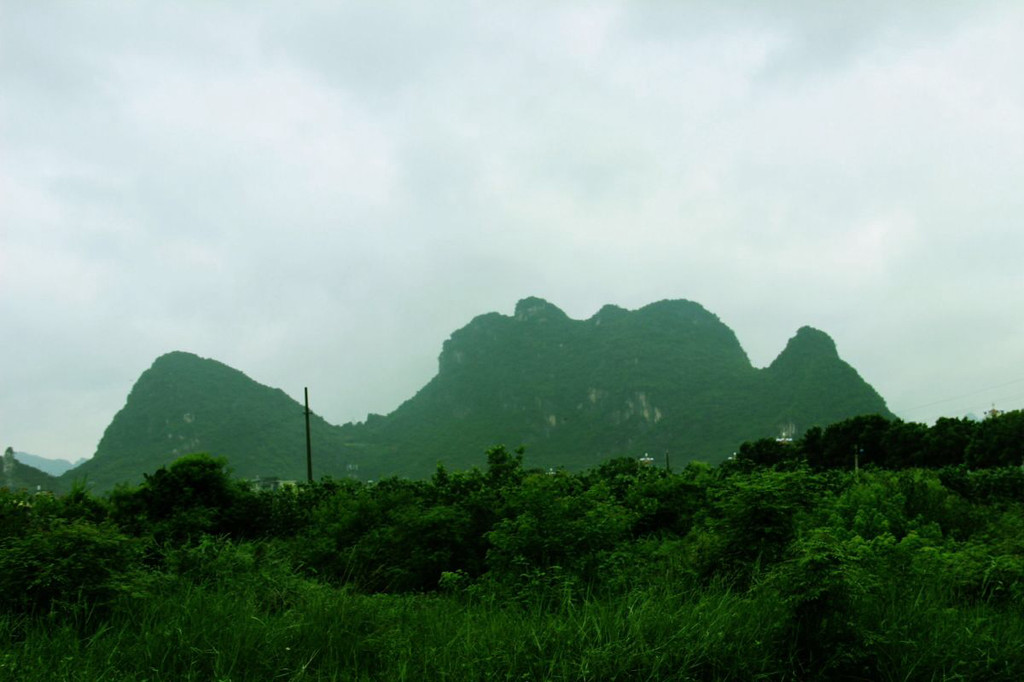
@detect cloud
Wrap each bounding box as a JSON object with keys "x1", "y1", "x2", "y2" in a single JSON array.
[{"x1": 2, "y1": 2, "x2": 1023, "y2": 460}]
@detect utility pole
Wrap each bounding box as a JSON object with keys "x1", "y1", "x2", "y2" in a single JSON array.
[
  {"x1": 304, "y1": 387, "x2": 313, "y2": 483},
  {"x1": 665, "y1": 450, "x2": 671, "y2": 473}
]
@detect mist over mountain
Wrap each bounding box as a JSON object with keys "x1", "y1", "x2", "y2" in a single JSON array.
[{"x1": 58, "y1": 298, "x2": 893, "y2": 491}]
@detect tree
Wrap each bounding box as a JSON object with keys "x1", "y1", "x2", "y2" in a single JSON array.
[
  {"x1": 109, "y1": 453, "x2": 249, "y2": 541},
  {"x1": 966, "y1": 410, "x2": 1024, "y2": 468},
  {"x1": 807, "y1": 415, "x2": 893, "y2": 470},
  {"x1": 700, "y1": 468, "x2": 819, "y2": 581},
  {"x1": 923, "y1": 417, "x2": 978, "y2": 467},
  {"x1": 881, "y1": 420, "x2": 928, "y2": 468},
  {"x1": 735, "y1": 438, "x2": 799, "y2": 469}
]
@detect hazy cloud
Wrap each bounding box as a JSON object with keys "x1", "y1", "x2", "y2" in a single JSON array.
[{"x1": 3, "y1": 2, "x2": 1023, "y2": 460}]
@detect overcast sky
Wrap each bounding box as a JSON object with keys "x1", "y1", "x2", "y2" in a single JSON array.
[{"x1": 3, "y1": 2, "x2": 1023, "y2": 462}]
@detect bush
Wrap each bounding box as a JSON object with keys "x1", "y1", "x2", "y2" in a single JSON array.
[
  {"x1": 0, "y1": 520, "x2": 140, "y2": 620},
  {"x1": 109, "y1": 453, "x2": 252, "y2": 542}
]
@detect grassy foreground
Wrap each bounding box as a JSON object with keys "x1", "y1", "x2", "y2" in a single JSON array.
[{"x1": 2, "y1": 560, "x2": 1023, "y2": 681}]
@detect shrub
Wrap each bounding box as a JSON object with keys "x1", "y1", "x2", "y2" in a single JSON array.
[
  {"x1": 109, "y1": 453, "x2": 251, "y2": 542},
  {"x1": 0, "y1": 520, "x2": 140, "y2": 620}
]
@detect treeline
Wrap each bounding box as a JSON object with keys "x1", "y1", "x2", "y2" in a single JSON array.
[
  {"x1": 732, "y1": 410, "x2": 1024, "y2": 471},
  {"x1": 1, "y1": 410, "x2": 1023, "y2": 680}
]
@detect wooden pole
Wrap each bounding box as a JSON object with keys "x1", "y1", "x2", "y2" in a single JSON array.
[{"x1": 305, "y1": 387, "x2": 313, "y2": 483}]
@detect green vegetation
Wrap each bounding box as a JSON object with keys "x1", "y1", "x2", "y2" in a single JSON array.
[
  {"x1": 358, "y1": 298, "x2": 892, "y2": 479},
  {"x1": 63, "y1": 298, "x2": 893, "y2": 492},
  {"x1": 4, "y1": 409, "x2": 1024, "y2": 679}
]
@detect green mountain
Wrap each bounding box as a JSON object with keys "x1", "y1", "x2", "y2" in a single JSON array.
[
  {"x1": 348, "y1": 297, "x2": 893, "y2": 478},
  {"x1": 60, "y1": 352, "x2": 360, "y2": 493},
  {"x1": 63, "y1": 298, "x2": 893, "y2": 490}
]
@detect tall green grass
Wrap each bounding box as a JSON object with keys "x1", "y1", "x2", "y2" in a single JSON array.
[
  {"x1": 7, "y1": 567, "x2": 1022, "y2": 681},
  {"x1": 13, "y1": 570, "x2": 1024, "y2": 681},
  {"x1": 0, "y1": 573, "x2": 791, "y2": 681}
]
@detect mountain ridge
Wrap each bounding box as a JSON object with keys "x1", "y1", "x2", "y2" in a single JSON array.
[
  {"x1": 1, "y1": 447, "x2": 54, "y2": 492},
  {"x1": 59, "y1": 298, "x2": 893, "y2": 491},
  {"x1": 341, "y1": 297, "x2": 891, "y2": 478},
  {"x1": 10, "y1": 451, "x2": 86, "y2": 476}
]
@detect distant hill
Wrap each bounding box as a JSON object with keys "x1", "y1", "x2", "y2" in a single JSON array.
[
  {"x1": 12, "y1": 451, "x2": 85, "y2": 477},
  {"x1": 2, "y1": 448, "x2": 57, "y2": 492},
  {"x1": 59, "y1": 352, "x2": 361, "y2": 493},
  {"x1": 62, "y1": 298, "x2": 894, "y2": 491}
]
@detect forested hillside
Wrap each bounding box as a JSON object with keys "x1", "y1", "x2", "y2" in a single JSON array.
[
  {"x1": 348, "y1": 298, "x2": 893, "y2": 478},
  {"x1": 59, "y1": 352, "x2": 360, "y2": 493},
  {"x1": 61, "y1": 298, "x2": 893, "y2": 491},
  {"x1": 3, "y1": 409, "x2": 1024, "y2": 680}
]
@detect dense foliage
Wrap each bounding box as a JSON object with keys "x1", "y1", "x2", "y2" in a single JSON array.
[{"x1": 3, "y1": 409, "x2": 1024, "y2": 679}]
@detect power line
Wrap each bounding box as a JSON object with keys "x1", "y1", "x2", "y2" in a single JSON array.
[{"x1": 895, "y1": 377, "x2": 1024, "y2": 414}]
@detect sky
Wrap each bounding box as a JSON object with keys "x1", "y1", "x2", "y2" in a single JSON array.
[{"x1": 2, "y1": 2, "x2": 1023, "y2": 462}]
